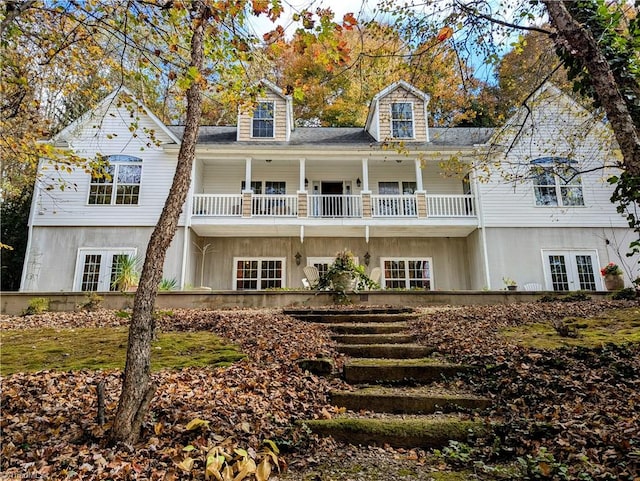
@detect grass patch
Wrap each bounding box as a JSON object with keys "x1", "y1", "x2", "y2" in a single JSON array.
[
  {"x1": 501, "y1": 307, "x2": 640, "y2": 349},
  {"x1": 0, "y1": 327, "x2": 245, "y2": 375}
]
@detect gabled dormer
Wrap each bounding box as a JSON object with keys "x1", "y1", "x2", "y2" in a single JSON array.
[
  {"x1": 237, "y1": 79, "x2": 293, "y2": 142},
  {"x1": 365, "y1": 81, "x2": 430, "y2": 143}
]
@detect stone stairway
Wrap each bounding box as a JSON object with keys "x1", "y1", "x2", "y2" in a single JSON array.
[{"x1": 285, "y1": 307, "x2": 491, "y2": 448}]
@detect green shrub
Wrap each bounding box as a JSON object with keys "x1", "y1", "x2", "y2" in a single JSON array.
[
  {"x1": 158, "y1": 278, "x2": 178, "y2": 291},
  {"x1": 80, "y1": 293, "x2": 103, "y2": 311},
  {"x1": 23, "y1": 297, "x2": 50, "y2": 316},
  {"x1": 611, "y1": 287, "x2": 637, "y2": 300}
]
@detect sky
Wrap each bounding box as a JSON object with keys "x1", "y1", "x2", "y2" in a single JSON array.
[{"x1": 245, "y1": 0, "x2": 530, "y2": 83}]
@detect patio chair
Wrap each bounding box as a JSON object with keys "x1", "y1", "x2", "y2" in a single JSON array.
[
  {"x1": 368, "y1": 267, "x2": 382, "y2": 289},
  {"x1": 523, "y1": 282, "x2": 543, "y2": 291},
  {"x1": 303, "y1": 265, "x2": 320, "y2": 288}
]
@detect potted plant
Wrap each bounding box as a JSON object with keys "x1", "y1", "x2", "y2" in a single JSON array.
[
  {"x1": 502, "y1": 277, "x2": 517, "y2": 291},
  {"x1": 600, "y1": 262, "x2": 624, "y2": 291},
  {"x1": 111, "y1": 254, "x2": 141, "y2": 292},
  {"x1": 317, "y1": 249, "x2": 377, "y2": 303}
]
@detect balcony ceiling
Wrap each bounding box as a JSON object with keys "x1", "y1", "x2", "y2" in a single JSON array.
[{"x1": 189, "y1": 219, "x2": 478, "y2": 238}]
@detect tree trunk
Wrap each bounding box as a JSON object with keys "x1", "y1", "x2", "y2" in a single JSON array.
[
  {"x1": 543, "y1": 0, "x2": 640, "y2": 176},
  {"x1": 109, "y1": 2, "x2": 208, "y2": 446}
]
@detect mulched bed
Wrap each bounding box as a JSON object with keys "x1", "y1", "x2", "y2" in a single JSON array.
[{"x1": 1, "y1": 300, "x2": 639, "y2": 480}]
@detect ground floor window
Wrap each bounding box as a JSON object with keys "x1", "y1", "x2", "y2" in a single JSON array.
[
  {"x1": 381, "y1": 258, "x2": 432, "y2": 289},
  {"x1": 542, "y1": 250, "x2": 601, "y2": 291},
  {"x1": 234, "y1": 258, "x2": 285, "y2": 290},
  {"x1": 74, "y1": 248, "x2": 136, "y2": 291}
]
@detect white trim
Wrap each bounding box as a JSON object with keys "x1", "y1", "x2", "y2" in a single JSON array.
[
  {"x1": 390, "y1": 101, "x2": 415, "y2": 140},
  {"x1": 380, "y1": 257, "x2": 433, "y2": 290},
  {"x1": 251, "y1": 100, "x2": 275, "y2": 139},
  {"x1": 541, "y1": 249, "x2": 603, "y2": 291},
  {"x1": 86, "y1": 155, "x2": 143, "y2": 206},
  {"x1": 365, "y1": 81, "x2": 430, "y2": 133},
  {"x1": 232, "y1": 257, "x2": 286, "y2": 290},
  {"x1": 55, "y1": 87, "x2": 180, "y2": 145},
  {"x1": 73, "y1": 247, "x2": 137, "y2": 292}
]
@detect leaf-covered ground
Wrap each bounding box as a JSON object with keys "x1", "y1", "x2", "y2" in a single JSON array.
[{"x1": 1, "y1": 301, "x2": 639, "y2": 480}]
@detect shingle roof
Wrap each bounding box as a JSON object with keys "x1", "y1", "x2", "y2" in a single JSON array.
[{"x1": 167, "y1": 125, "x2": 494, "y2": 147}]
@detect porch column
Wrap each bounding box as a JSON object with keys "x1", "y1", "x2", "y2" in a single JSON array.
[
  {"x1": 361, "y1": 158, "x2": 371, "y2": 217},
  {"x1": 414, "y1": 158, "x2": 424, "y2": 191},
  {"x1": 415, "y1": 157, "x2": 427, "y2": 218},
  {"x1": 299, "y1": 158, "x2": 306, "y2": 191},
  {"x1": 361, "y1": 158, "x2": 370, "y2": 191},
  {"x1": 244, "y1": 157, "x2": 252, "y2": 191},
  {"x1": 242, "y1": 157, "x2": 252, "y2": 218}
]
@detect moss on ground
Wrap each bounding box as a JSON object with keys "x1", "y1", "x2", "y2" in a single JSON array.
[
  {"x1": 0, "y1": 327, "x2": 245, "y2": 374},
  {"x1": 501, "y1": 307, "x2": 640, "y2": 349},
  {"x1": 346, "y1": 357, "x2": 447, "y2": 367},
  {"x1": 303, "y1": 417, "x2": 490, "y2": 450}
]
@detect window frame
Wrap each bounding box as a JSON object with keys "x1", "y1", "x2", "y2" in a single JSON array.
[
  {"x1": 73, "y1": 247, "x2": 137, "y2": 291},
  {"x1": 88, "y1": 155, "x2": 142, "y2": 206},
  {"x1": 531, "y1": 158, "x2": 584, "y2": 207},
  {"x1": 233, "y1": 257, "x2": 286, "y2": 290},
  {"x1": 541, "y1": 249, "x2": 602, "y2": 291},
  {"x1": 380, "y1": 257, "x2": 433, "y2": 290},
  {"x1": 252, "y1": 101, "x2": 275, "y2": 138},
  {"x1": 390, "y1": 102, "x2": 414, "y2": 139}
]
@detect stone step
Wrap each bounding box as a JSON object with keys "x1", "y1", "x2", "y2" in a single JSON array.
[
  {"x1": 343, "y1": 358, "x2": 472, "y2": 384},
  {"x1": 332, "y1": 333, "x2": 415, "y2": 345},
  {"x1": 330, "y1": 386, "x2": 491, "y2": 414},
  {"x1": 292, "y1": 313, "x2": 419, "y2": 324},
  {"x1": 337, "y1": 344, "x2": 434, "y2": 359},
  {"x1": 328, "y1": 322, "x2": 409, "y2": 335},
  {"x1": 284, "y1": 307, "x2": 413, "y2": 317},
  {"x1": 303, "y1": 415, "x2": 490, "y2": 449}
]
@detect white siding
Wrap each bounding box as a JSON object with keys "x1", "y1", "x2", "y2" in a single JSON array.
[
  {"x1": 32, "y1": 101, "x2": 179, "y2": 227},
  {"x1": 477, "y1": 87, "x2": 626, "y2": 228}
]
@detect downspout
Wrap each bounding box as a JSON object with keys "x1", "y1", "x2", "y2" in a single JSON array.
[
  {"x1": 180, "y1": 155, "x2": 197, "y2": 289},
  {"x1": 473, "y1": 166, "x2": 491, "y2": 289}
]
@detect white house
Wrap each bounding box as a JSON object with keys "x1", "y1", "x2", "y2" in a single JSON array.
[{"x1": 20, "y1": 81, "x2": 637, "y2": 293}]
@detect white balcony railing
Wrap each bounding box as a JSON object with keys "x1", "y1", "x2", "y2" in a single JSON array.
[
  {"x1": 371, "y1": 195, "x2": 418, "y2": 217},
  {"x1": 192, "y1": 193, "x2": 476, "y2": 218},
  {"x1": 427, "y1": 194, "x2": 475, "y2": 217},
  {"x1": 252, "y1": 194, "x2": 298, "y2": 217},
  {"x1": 308, "y1": 194, "x2": 362, "y2": 218},
  {"x1": 193, "y1": 194, "x2": 242, "y2": 216}
]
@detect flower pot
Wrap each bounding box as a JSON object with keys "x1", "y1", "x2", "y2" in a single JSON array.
[
  {"x1": 332, "y1": 272, "x2": 356, "y2": 292},
  {"x1": 604, "y1": 274, "x2": 624, "y2": 291},
  {"x1": 507, "y1": 285, "x2": 517, "y2": 291}
]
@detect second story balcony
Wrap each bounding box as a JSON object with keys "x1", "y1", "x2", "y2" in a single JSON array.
[{"x1": 192, "y1": 192, "x2": 476, "y2": 219}]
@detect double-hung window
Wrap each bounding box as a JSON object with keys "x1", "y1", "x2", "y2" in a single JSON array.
[
  {"x1": 88, "y1": 155, "x2": 142, "y2": 205},
  {"x1": 234, "y1": 257, "x2": 285, "y2": 290},
  {"x1": 531, "y1": 158, "x2": 584, "y2": 207},
  {"x1": 252, "y1": 101, "x2": 274, "y2": 138},
  {"x1": 391, "y1": 102, "x2": 413, "y2": 139}
]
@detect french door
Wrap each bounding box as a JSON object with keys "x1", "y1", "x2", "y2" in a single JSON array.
[{"x1": 542, "y1": 250, "x2": 602, "y2": 291}]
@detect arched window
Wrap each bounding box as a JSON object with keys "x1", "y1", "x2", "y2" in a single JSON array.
[
  {"x1": 530, "y1": 157, "x2": 584, "y2": 207},
  {"x1": 88, "y1": 155, "x2": 142, "y2": 205}
]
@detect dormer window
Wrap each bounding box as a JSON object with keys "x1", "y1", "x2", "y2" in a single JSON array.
[
  {"x1": 252, "y1": 101, "x2": 274, "y2": 138},
  {"x1": 391, "y1": 102, "x2": 413, "y2": 139}
]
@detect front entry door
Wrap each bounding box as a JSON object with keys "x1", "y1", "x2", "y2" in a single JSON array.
[
  {"x1": 542, "y1": 250, "x2": 602, "y2": 291},
  {"x1": 321, "y1": 181, "x2": 343, "y2": 217}
]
